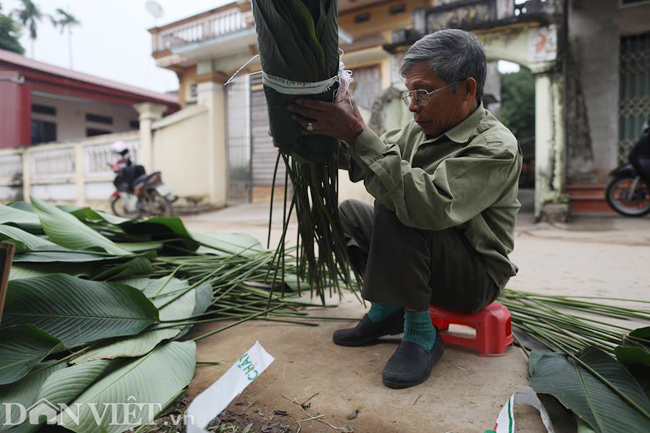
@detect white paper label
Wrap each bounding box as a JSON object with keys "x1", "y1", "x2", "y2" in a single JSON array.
[
  {"x1": 187, "y1": 341, "x2": 274, "y2": 433},
  {"x1": 491, "y1": 386, "x2": 555, "y2": 433}
]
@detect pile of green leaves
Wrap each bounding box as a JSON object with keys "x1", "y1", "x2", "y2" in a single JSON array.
[
  {"x1": 252, "y1": 0, "x2": 359, "y2": 300},
  {"x1": 499, "y1": 290, "x2": 650, "y2": 432},
  {"x1": 0, "y1": 198, "x2": 346, "y2": 432}
]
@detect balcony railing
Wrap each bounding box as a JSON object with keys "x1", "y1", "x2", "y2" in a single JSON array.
[
  {"x1": 403, "y1": 0, "x2": 553, "y2": 43},
  {"x1": 153, "y1": 8, "x2": 254, "y2": 53}
]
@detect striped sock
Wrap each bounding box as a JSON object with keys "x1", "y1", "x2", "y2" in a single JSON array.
[
  {"x1": 367, "y1": 302, "x2": 401, "y2": 324},
  {"x1": 403, "y1": 310, "x2": 436, "y2": 351}
]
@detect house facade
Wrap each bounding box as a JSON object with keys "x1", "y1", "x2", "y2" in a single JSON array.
[
  {"x1": 0, "y1": 49, "x2": 179, "y2": 148},
  {"x1": 0, "y1": 50, "x2": 186, "y2": 208},
  {"x1": 565, "y1": 0, "x2": 650, "y2": 213},
  {"x1": 148, "y1": 0, "x2": 650, "y2": 218}
]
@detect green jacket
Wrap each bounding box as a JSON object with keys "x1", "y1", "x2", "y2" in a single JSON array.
[{"x1": 341, "y1": 105, "x2": 523, "y2": 289}]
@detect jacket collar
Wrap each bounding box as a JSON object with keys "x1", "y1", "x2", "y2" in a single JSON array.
[{"x1": 424, "y1": 103, "x2": 486, "y2": 144}]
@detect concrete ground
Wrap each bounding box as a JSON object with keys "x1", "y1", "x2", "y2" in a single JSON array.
[{"x1": 180, "y1": 191, "x2": 650, "y2": 433}]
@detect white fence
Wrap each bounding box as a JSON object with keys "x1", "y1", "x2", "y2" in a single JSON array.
[{"x1": 0, "y1": 131, "x2": 140, "y2": 206}]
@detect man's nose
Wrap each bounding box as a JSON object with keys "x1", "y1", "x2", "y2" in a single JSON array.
[{"x1": 408, "y1": 99, "x2": 422, "y2": 113}]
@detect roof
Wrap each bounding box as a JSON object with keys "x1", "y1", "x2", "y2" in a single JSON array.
[{"x1": 0, "y1": 48, "x2": 178, "y2": 106}]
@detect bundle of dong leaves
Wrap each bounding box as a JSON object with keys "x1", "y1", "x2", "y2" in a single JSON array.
[
  {"x1": 252, "y1": 0, "x2": 359, "y2": 300},
  {"x1": 0, "y1": 198, "x2": 347, "y2": 433}
]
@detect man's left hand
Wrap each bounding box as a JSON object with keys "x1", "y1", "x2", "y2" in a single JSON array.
[{"x1": 287, "y1": 95, "x2": 367, "y2": 146}]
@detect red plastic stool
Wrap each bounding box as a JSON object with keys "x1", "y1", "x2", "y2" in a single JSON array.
[{"x1": 428, "y1": 302, "x2": 513, "y2": 356}]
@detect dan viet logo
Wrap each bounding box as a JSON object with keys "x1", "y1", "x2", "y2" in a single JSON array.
[{"x1": 2, "y1": 396, "x2": 194, "y2": 428}]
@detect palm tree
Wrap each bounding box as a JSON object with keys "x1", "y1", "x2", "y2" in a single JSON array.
[
  {"x1": 0, "y1": 3, "x2": 25, "y2": 54},
  {"x1": 50, "y1": 8, "x2": 81, "y2": 69},
  {"x1": 13, "y1": 0, "x2": 42, "y2": 58}
]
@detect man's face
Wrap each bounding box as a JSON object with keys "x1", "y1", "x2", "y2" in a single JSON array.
[{"x1": 403, "y1": 62, "x2": 477, "y2": 137}]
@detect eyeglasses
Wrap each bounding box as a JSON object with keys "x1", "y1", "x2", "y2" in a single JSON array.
[{"x1": 401, "y1": 82, "x2": 459, "y2": 107}]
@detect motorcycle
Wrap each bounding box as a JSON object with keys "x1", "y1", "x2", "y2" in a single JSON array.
[
  {"x1": 605, "y1": 122, "x2": 650, "y2": 216},
  {"x1": 109, "y1": 141, "x2": 177, "y2": 218}
]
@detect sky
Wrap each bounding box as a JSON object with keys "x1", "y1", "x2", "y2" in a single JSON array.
[
  {"x1": 6, "y1": 0, "x2": 520, "y2": 95},
  {"x1": 7, "y1": 0, "x2": 233, "y2": 94}
]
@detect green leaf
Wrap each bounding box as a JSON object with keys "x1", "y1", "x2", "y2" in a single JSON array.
[
  {"x1": 0, "y1": 224, "x2": 55, "y2": 253},
  {"x1": 0, "y1": 360, "x2": 67, "y2": 432},
  {"x1": 174, "y1": 282, "x2": 213, "y2": 340},
  {"x1": 3, "y1": 274, "x2": 159, "y2": 348},
  {"x1": 91, "y1": 257, "x2": 154, "y2": 281},
  {"x1": 141, "y1": 277, "x2": 196, "y2": 322},
  {"x1": 189, "y1": 231, "x2": 265, "y2": 257},
  {"x1": 31, "y1": 197, "x2": 131, "y2": 256},
  {"x1": 9, "y1": 263, "x2": 96, "y2": 280},
  {"x1": 192, "y1": 282, "x2": 214, "y2": 317},
  {"x1": 616, "y1": 327, "x2": 650, "y2": 397},
  {"x1": 121, "y1": 217, "x2": 199, "y2": 252},
  {"x1": 529, "y1": 348, "x2": 650, "y2": 433},
  {"x1": 58, "y1": 341, "x2": 196, "y2": 433},
  {"x1": 0, "y1": 205, "x2": 42, "y2": 233},
  {"x1": 11, "y1": 360, "x2": 116, "y2": 433},
  {"x1": 70, "y1": 329, "x2": 181, "y2": 365},
  {"x1": 12, "y1": 249, "x2": 118, "y2": 264},
  {"x1": 118, "y1": 278, "x2": 151, "y2": 291},
  {"x1": 65, "y1": 207, "x2": 130, "y2": 226},
  {"x1": 0, "y1": 326, "x2": 63, "y2": 385},
  {"x1": 115, "y1": 241, "x2": 164, "y2": 253}
]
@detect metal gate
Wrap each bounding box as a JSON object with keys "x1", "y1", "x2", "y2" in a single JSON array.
[
  {"x1": 251, "y1": 75, "x2": 286, "y2": 187},
  {"x1": 226, "y1": 76, "x2": 252, "y2": 204},
  {"x1": 619, "y1": 32, "x2": 650, "y2": 163}
]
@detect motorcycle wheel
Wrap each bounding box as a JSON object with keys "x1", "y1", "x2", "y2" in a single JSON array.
[
  {"x1": 110, "y1": 195, "x2": 140, "y2": 219},
  {"x1": 143, "y1": 189, "x2": 173, "y2": 217},
  {"x1": 605, "y1": 176, "x2": 650, "y2": 217}
]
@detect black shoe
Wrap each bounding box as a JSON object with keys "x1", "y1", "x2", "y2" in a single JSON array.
[
  {"x1": 382, "y1": 331, "x2": 444, "y2": 389},
  {"x1": 332, "y1": 309, "x2": 404, "y2": 347}
]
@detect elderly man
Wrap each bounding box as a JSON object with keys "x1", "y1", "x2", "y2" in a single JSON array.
[{"x1": 287, "y1": 29, "x2": 522, "y2": 389}]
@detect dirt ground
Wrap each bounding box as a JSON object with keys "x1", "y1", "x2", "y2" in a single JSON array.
[{"x1": 179, "y1": 194, "x2": 650, "y2": 433}]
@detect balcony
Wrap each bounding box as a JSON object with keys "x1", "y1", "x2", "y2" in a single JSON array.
[
  {"x1": 151, "y1": 7, "x2": 254, "y2": 54},
  {"x1": 388, "y1": 0, "x2": 554, "y2": 49}
]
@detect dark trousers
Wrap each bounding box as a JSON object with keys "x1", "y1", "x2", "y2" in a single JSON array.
[{"x1": 339, "y1": 200, "x2": 498, "y2": 313}]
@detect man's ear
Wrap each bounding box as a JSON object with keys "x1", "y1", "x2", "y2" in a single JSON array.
[{"x1": 463, "y1": 78, "x2": 478, "y2": 102}]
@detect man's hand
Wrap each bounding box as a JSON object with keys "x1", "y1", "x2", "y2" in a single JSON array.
[{"x1": 287, "y1": 94, "x2": 367, "y2": 146}]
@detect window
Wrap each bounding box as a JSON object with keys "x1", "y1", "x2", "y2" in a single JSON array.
[
  {"x1": 86, "y1": 128, "x2": 111, "y2": 137},
  {"x1": 130, "y1": 120, "x2": 140, "y2": 129},
  {"x1": 86, "y1": 113, "x2": 113, "y2": 125},
  {"x1": 32, "y1": 104, "x2": 56, "y2": 116},
  {"x1": 350, "y1": 65, "x2": 382, "y2": 110},
  {"x1": 389, "y1": 4, "x2": 406, "y2": 15},
  {"x1": 354, "y1": 12, "x2": 370, "y2": 23},
  {"x1": 31, "y1": 120, "x2": 57, "y2": 144}
]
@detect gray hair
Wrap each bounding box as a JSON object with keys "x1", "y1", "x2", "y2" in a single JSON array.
[{"x1": 400, "y1": 29, "x2": 487, "y2": 104}]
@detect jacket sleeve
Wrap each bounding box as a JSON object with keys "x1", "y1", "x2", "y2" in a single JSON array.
[
  {"x1": 338, "y1": 127, "x2": 406, "y2": 183},
  {"x1": 348, "y1": 127, "x2": 520, "y2": 230}
]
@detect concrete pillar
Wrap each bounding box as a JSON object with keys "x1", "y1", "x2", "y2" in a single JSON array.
[
  {"x1": 533, "y1": 69, "x2": 567, "y2": 221},
  {"x1": 134, "y1": 102, "x2": 167, "y2": 172},
  {"x1": 21, "y1": 148, "x2": 30, "y2": 201},
  {"x1": 75, "y1": 144, "x2": 85, "y2": 206},
  {"x1": 197, "y1": 81, "x2": 228, "y2": 207}
]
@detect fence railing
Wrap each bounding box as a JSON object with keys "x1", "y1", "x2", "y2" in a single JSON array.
[
  {"x1": 0, "y1": 132, "x2": 140, "y2": 204},
  {"x1": 154, "y1": 9, "x2": 254, "y2": 52}
]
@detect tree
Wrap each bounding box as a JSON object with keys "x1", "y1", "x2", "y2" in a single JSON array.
[
  {"x1": 500, "y1": 67, "x2": 535, "y2": 141},
  {"x1": 50, "y1": 8, "x2": 80, "y2": 69},
  {"x1": 13, "y1": 0, "x2": 42, "y2": 58},
  {"x1": 0, "y1": 2, "x2": 25, "y2": 54}
]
